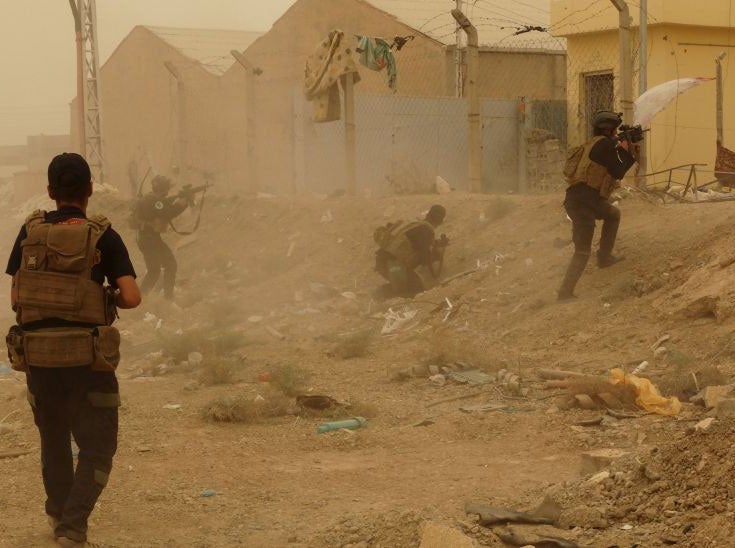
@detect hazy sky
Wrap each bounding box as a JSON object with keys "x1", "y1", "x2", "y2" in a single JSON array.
[{"x1": 0, "y1": 0, "x2": 295, "y2": 146}]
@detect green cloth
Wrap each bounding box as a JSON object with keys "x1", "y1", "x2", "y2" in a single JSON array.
[{"x1": 357, "y1": 36, "x2": 397, "y2": 91}]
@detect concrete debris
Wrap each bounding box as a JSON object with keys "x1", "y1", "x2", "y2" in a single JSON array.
[
  {"x1": 715, "y1": 398, "x2": 735, "y2": 417},
  {"x1": 580, "y1": 449, "x2": 629, "y2": 476},
  {"x1": 694, "y1": 417, "x2": 715, "y2": 432}
]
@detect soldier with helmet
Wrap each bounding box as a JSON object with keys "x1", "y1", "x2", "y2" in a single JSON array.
[
  {"x1": 557, "y1": 110, "x2": 637, "y2": 301},
  {"x1": 134, "y1": 174, "x2": 190, "y2": 300}
]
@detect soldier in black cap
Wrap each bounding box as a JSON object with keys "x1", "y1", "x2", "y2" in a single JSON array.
[
  {"x1": 5, "y1": 152, "x2": 141, "y2": 546},
  {"x1": 133, "y1": 175, "x2": 190, "y2": 300}
]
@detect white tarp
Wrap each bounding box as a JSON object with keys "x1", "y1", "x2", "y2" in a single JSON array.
[{"x1": 634, "y1": 77, "x2": 713, "y2": 127}]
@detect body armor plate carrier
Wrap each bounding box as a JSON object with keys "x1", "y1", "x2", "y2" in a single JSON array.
[{"x1": 7, "y1": 211, "x2": 120, "y2": 372}]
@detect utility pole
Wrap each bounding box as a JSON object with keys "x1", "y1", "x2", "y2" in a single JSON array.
[
  {"x1": 163, "y1": 61, "x2": 187, "y2": 186},
  {"x1": 452, "y1": 9, "x2": 482, "y2": 192},
  {"x1": 609, "y1": 0, "x2": 634, "y2": 125},
  {"x1": 68, "y1": 1, "x2": 85, "y2": 155},
  {"x1": 231, "y1": 50, "x2": 260, "y2": 193},
  {"x1": 638, "y1": 0, "x2": 648, "y2": 182},
  {"x1": 455, "y1": 0, "x2": 464, "y2": 97},
  {"x1": 70, "y1": 0, "x2": 105, "y2": 183}
]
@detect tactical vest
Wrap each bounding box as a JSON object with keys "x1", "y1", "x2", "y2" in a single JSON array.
[
  {"x1": 378, "y1": 220, "x2": 434, "y2": 268},
  {"x1": 6, "y1": 211, "x2": 121, "y2": 372},
  {"x1": 15, "y1": 211, "x2": 115, "y2": 327},
  {"x1": 566, "y1": 136, "x2": 619, "y2": 199}
]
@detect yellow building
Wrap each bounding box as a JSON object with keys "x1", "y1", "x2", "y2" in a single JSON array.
[{"x1": 552, "y1": 0, "x2": 735, "y2": 175}]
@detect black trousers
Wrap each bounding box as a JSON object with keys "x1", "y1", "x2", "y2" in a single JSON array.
[
  {"x1": 137, "y1": 230, "x2": 177, "y2": 299},
  {"x1": 564, "y1": 183, "x2": 621, "y2": 259},
  {"x1": 26, "y1": 366, "x2": 119, "y2": 542}
]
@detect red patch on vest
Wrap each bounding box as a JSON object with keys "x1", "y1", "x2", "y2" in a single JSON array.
[{"x1": 57, "y1": 218, "x2": 86, "y2": 225}]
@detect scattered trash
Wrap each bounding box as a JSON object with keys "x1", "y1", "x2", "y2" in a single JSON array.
[
  {"x1": 412, "y1": 418, "x2": 435, "y2": 427},
  {"x1": 143, "y1": 312, "x2": 157, "y2": 323},
  {"x1": 257, "y1": 372, "x2": 273, "y2": 383},
  {"x1": 610, "y1": 368, "x2": 681, "y2": 415},
  {"x1": 495, "y1": 530, "x2": 579, "y2": 548},
  {"x1": 465, "y1": 502, "x2": 554, "y2": 526},
  {"x1": 200, "y1": 488, "x2": 217, "y2": 497},
  {"x1": 429, "y1": 374, "x2": 447, "y2": 386},
  {"x1": 524, "y1": 257, "x2": 534, "y2": 267},
  {"x1": 694, "y1": 417, "x2": 715, "y2": 432},
  {"x1": 632, "y1": 360, "x2": 649, "y2": 375},
  {"x1": 449, "y1": 369, "x2": 495, "y2": 386},
  {"x1": 317, "y1": 417, "x2": 367, "y2": 434},
  {"x1": 320, "y1": 210, "x2": 334, "y2": 223},
  {"x1": 621, "y1": 524, "x2": 634, "y2": 531},
  {"x1": 248, "y1": 315, "x2": 264, "y2": 323},
  {"x1": 653, "y1": 346, "x2": 668, "y2": 359},
  {"x1": 286, "y1": 241, "x2": 296, "y2": 258},
  {"x1": 496, "y1": 369, "x2": 524, "y2": 395},
  {"x1": 188, "y1": 352, "x2": 204, "y2": 367},
  {"x1": 340, "y1": 291, "x2": 357, "y2": 300},
  {"x1": 435, "y1": 175, "x2": 452, "y2": 194},
  {"x1": 162, "y1": 404, "x2": 182, "y2": 410},
  {"x1": 381, "y1": 308, "x2": 418, "y2": 335}
]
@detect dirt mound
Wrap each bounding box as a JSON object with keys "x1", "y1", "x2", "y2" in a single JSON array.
[
  {"x1": 311, "y1": 509, "x2": 425, "y2": 548},
  {"x1": 549, "y1": 420, "x2": 735, "y2": 546}
]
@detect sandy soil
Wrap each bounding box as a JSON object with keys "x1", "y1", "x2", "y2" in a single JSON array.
[{"x1": 2, "y1": 190, "x2": 735, "y2": 547}]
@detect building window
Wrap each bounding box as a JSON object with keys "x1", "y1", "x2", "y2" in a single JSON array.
[{"x1": 582, "y1": 71, "x2": 615, "y2": 138}]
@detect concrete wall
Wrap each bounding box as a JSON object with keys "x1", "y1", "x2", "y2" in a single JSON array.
[{"x1": 220, "y1": 0, "x2": 567, "y2": 194}]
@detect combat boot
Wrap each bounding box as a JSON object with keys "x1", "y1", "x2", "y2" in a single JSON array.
[
  {"x1": 558, "y1": 253, "x2": 589, "y2": 301},
  {"x1": 597, "y1": 252, "x2": 625, "y2": 268}
]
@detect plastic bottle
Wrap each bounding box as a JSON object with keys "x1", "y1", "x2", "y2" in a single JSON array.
[{"x1": 317, "y1": 417, "x2": 367, "y2": 434}]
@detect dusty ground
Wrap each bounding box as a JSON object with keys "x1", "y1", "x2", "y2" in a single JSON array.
[{"x1": 2, "y1": 189, "x2": 735, "y2": 547}]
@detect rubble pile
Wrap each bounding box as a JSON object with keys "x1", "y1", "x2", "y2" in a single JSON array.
[{"x1": 550, "y1": 421, "x2": 735, "y2": 545}]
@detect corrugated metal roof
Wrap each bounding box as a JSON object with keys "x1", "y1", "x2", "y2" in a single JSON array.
[
  {"x1": 145, "y1": 27, "x2": 264, "y2": 75},
  {"x1": 365, "y1": 0, "x2": 565, "y2": 51}
]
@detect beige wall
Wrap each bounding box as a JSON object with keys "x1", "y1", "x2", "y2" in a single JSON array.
[
  {"x1": 564, "y1": 23, "x2": 735, "y2": 176},
  {"x1": 72, "y1": 26, "x2": 230, "y2": 196},
  {"x1": 475, "y1": 49, "x2": 566, "y2": 101},
  {"x1": 552, "y1": 0, "x2": 735, "y2": 35}
]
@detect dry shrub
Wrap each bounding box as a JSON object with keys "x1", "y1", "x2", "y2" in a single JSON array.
[
  {"x1": 199, "y1": 357, "x2": 241, "y2": 386},
  {"x1": 270, "y1": 364, "x2": 310, "y2": 397},
  {"x1": 331, "y1": 329, "x2": 374, "y2": 359},
  {"x1": 157, "y1": 327, "x2": 247, "y2": 362},
  {"x1": 201, "y1": 391, "x2": 293, "y2": 423}
]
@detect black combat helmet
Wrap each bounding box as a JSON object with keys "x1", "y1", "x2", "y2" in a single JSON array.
[{"x1": 592, "y1": 110, "x2": 623, "y2": 130}]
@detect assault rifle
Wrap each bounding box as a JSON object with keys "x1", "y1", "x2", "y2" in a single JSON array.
[{"x1": 617, "y1": 124, "x2": 648, "y2": 144}]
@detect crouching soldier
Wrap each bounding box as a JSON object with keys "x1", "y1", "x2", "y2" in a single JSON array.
[
  {"x1": 374, "y1": 205, "x2": 448, "y2": 298},
  {"x1": 5, "y1": 153, "x2": 141, "y2": 546}
]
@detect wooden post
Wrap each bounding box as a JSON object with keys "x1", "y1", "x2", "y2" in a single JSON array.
[
  {"x1": 610, "y1": 0, "x2": 634, "y2": 125},
  {"x1": 344, "y1": 72, "x2": 357, "y2": 195}
]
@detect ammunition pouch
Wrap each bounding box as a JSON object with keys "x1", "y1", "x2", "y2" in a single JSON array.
[
  {"x1": 5, "y1": 326, "x2": 121, "y2": 371},
  {"x1": 6, "y1": 326, "x2": 26, "y2": 372}
]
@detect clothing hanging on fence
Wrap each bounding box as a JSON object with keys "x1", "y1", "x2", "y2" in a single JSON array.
[
  {"x1": 356, "y1": 35, "x2": 397, "y2": 92},
  {"x1": 304, "y1": 29, "x2": 361, "y2": 123}
]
